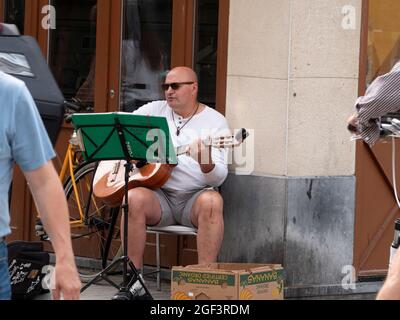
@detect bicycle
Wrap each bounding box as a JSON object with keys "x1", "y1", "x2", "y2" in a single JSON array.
[{"x1": 35, "y1": 99, "x2": 122, "y2": 281}]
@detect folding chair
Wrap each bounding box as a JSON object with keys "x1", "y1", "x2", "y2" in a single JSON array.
[{"x1": 146, "y1": 225, "x2": 197, "y2": 290}]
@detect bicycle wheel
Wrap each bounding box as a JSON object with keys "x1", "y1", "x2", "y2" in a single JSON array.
[{"x1": 64, "y1": 162, "x2": 121, "y2": 280}]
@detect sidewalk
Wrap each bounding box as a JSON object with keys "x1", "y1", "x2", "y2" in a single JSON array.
[{"x1": 36, "y1": 274, "x2": 171, "y2": 300}]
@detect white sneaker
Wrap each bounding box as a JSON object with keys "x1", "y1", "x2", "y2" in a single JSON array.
[{"x1": 129, "y1": 274, "x2": 151, "y2": 300}]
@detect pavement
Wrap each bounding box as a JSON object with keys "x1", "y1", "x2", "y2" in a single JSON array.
[
  {"x1": 33, "y1": 263, "x2": 380, "y2": 300},
  {"x1": 36, "y1": 272, "x2": 171, "y2": 300},
  {"x1": 34, "y1": 277, "x2": 380, "y2": 300}
]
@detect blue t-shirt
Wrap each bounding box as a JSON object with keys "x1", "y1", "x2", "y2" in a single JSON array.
[{"x1": 0, "y1": 71, "x2": 55, "y2": 238}]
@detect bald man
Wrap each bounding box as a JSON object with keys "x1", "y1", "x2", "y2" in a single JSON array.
[{"x1": 113, "y1": 67, "x2": 229, "y2": 300}]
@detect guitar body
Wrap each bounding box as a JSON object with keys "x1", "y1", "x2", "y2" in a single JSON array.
[
  {"x1": 93, "y1": 128, "x2": 249, "y2": 207},
  {"x1": 93, "y1": 161, "x2": 174, "y2": 207}
]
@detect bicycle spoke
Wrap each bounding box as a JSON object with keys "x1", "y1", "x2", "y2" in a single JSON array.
[{"x1": 64, "y1": 162, "x2": 121, "y2": 281}]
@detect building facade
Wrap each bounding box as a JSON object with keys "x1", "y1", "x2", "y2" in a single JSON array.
[{"x1": 2, "y1": 0, "x2": 398, "y2": 298}]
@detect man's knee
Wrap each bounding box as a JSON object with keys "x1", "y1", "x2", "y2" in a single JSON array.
[
  {"x1": 197, "y1": 190, "x2": 223, "y2": 208},
  {"x1": 196, "y1": 191, "x2": 223, "y2": 222},
  {"x1": 127, "y1": 187, "x2": 153, "y2": 218}
]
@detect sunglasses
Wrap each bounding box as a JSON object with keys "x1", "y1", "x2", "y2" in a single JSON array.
[{"x1": 161, "y1": 82, "x2": 194, "y2": 91}]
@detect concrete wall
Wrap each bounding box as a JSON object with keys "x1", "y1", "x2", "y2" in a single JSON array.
[
  {"x1": 220, "y1": 175, "x2": 356, "y2": 290},
  {"x1": 226, "y1": 0, "x2": 361, "y2": 177},
  {"x1": 222, "y1": 0, "x2": 363, "y2": 294},
  {"x1": 226, "y1": 0, "x2": 290, "y2": 176}
]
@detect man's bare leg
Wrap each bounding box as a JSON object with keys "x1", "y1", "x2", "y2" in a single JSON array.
[
  {"x1": 120, "y1": 187, "x2": 162, "y2": 269},
  {"x1": 191, "y1": 191, "x2": 224, "y2": 264}
]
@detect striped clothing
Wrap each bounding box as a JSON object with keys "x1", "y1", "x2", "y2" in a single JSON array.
[{"x1": 356, "y1": 62, "x2": 400, "y2": 145}]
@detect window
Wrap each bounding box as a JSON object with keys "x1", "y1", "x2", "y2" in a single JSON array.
[
  {"x1": 194, "y1": 0, "x2": 219, "y2": 109},
  {"x1": 367, "y1": 0, "x2": 400, "y2": 85},
  {"x1": 48, "y1": 0, "x2": 97, "y2": 105},
  {"x1": 120, "y1": 0, "x2": 173, "y2": 112},
  {"x1": 4, "y1": 0, "x2": 24, "y2": 34}
]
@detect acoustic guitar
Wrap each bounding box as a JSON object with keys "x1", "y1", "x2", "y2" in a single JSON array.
[{"x1": 93, "y1": 129, "x2": 249, "y2": 207}]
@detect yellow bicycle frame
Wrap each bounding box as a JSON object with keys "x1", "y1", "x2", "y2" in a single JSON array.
[{"x1": 60, "y1": 143, "x2": 85, "y2": 226}]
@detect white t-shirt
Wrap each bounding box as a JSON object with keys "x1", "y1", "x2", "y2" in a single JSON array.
[{"x1": 133, "y1": 100, "x2": 230, "y2": 191}]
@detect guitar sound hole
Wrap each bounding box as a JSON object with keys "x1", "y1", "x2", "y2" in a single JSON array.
[{"x1": 136, "y1": 160, "x2": 148, "y2": 169}]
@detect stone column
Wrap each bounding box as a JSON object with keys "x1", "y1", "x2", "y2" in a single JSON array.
[{"x1": 220, "y1": 0, "x2": 361, "y2": 295}]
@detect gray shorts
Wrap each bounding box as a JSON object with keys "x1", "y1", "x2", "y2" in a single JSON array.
[{"x1": 152, "y1": 188, "x2": 214, "y2": 228}]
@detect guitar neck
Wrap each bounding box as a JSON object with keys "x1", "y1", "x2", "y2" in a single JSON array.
[
  {"x1": 174, "y1": 129, "x2": 248, "y2": 156},
  {"x1": 175, "y1": 139, "x2": 207, "y2": 156},
  {"x1": 176, "y1": 145, "x2": 188, "y2": 156}
]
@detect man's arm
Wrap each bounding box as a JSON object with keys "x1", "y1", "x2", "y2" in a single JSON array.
[
  {"x1": 188, "y1": 139, "x2": 228, "y2": 187},
  {"x1": 24, "y1": 161, "x2": 81, "y2": 300},
  {"x1": 348, "y1": 62, "x2": 400, "y2": 145},
  {"x1": 377, "y1": 249, "x2": 400, "y2": 299}
]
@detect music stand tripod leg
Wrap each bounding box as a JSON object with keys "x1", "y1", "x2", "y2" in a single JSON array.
[
  {"x1": 80, "y1": 119, "x2": 153, "y2": 300},
  {"x1": 110, "y1": 163, "x2": 152, "y2": 299}
]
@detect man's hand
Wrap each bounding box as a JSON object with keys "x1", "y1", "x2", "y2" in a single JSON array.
[
  {"x1": 347, "y1": 113, "x2": 359, "y2": 133},
  {"x1": 377, "y1": 249, "x2": 400, "y2": 299},
  {"x1": 52, "y1": 258, "x2": 81, "y2": 300},
  {"x1": 24, "y1": 161, "x2": 81, "y2": 300},
  {"x1": 186, "y1": 139, "x2": 215, "y2": 173}
]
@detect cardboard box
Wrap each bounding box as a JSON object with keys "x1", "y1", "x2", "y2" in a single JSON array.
[{"x1": 171, "y1": 263, "x2": 284, "y2": 300}]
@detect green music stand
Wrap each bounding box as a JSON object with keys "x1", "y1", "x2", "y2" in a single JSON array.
[
  {"x1": 72, "y1": 112, "x2": 177, "y2": 164},
  {"x1": 71, "y1": 112, "x2": 176, "y2": 299}
]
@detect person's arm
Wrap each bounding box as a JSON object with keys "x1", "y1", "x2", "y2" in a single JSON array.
[
  {"x1": 187, "y1": 139, "x2": 228, "y2": 187},
  {"x1": 349, "y1": 62, "x2": 400, "y2": 145},
  {"x1": 357, "y1": 63, "x2": 400, "y2": 123},
  {"x1": 202, "y1": 147, "x2": 228, "y2": 187},
  {"x1": 24, "y1": 161, "x2": 81, "y2": 300},
  {"x1": 189, "y1": 117, "x2": 230, "y2": 187},
  {"x1": 377, "y1": 249, "x2": 400, "y2": 299}
]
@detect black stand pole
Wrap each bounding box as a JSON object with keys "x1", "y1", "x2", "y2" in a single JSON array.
[{"x1": 80, "y1": 119, "x2": 153, "y2": 300}]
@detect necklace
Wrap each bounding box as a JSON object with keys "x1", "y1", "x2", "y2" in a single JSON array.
[{"x1": 171, "y1": 103, "x2": 200, "y2": 136}]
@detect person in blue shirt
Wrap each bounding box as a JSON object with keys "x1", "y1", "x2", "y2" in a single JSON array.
[{"x1": 0, "y1": 71, "x2": 81, "y2": 300}]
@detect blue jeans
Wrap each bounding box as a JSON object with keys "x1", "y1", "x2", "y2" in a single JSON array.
[{"x1": 0, "y1": 241, "x2": 11, "y2": 300}]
